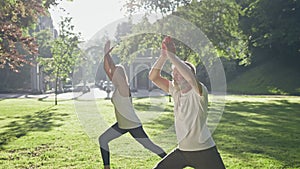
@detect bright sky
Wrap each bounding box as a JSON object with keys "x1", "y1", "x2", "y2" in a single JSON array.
[{"x1": 49, "y1": 0, "x2": 127, "y2": 41}]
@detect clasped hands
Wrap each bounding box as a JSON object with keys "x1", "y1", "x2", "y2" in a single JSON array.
[
  {"x1": 104, "y1": 36, "x2": 175, "y2": 58},
  {"x1": 161, "y1": 36, "x2": 176, "y2": 57}
]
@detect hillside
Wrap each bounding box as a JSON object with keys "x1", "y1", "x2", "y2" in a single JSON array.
[{"x1": 227, "y1": 61, "x2": 300, "y2": 95}]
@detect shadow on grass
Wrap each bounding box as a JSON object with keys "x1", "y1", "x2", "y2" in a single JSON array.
[
  {"x1": 0, "y1": 106, "x2": 68, "y2": 149},
  {"x1": 215, "y1": 99, "x2": 300, "y2": 168},
  {"x1": 34, "y1": 92, "x2": 86, "y2": 103},
  {"x1": 0, "y1": 94, "x2": 29, "y2": 101},
  {"x1": 143, "y1": 111, "x2": 174, "y2": 130},
  {"x1": 133, "y1": 96, "x2": 173, "y2": 112},
  {"x1": 134, "y1": 102, "x2": 173, "y2": 113}
]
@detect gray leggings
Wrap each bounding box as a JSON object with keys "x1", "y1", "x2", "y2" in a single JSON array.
[
  {"x1": 154, "y1": 146, "x2": 225, "y2": 169},
  {"x1": 99, "y1": 122, "x2": 166, "y2": 166}
]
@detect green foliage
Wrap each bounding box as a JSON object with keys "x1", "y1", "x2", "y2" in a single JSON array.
[
  {"x1": 124, "y1": 0, "x2": 300, "y2": 67},
  {"x1": 35, "y1": 17, "x2": 82, "y2": 105},
  {"x1": 123, "y1": 0, "x2": 250, "y2": 65},
  {"x1": 0, "y1": 0, "x2": 62, "y2": 72},
  {"x1": 83, "y1": 34, "x2": 110, "y2": 83},
  {"x1": 34, "y1": 29, "x2": 53, "y2": 58},
  {"x1": 239, "y1": 0, "x2": 300, "y2": 62},
  {"x1": 175, "y1": 0, "x2": 250, "y2": 65},
  {"x1": 123, "y1": 0, "x2": 191, "y2": 14},
  {"x1": 112, "y1": 17, "x2": 163, "y2": 64},
  {"x1": 111, "y1": 15, "x2": 202, "y2": 67},
  {"x1": 40, "y1": 17, "x2": 82, "y2": 82}
]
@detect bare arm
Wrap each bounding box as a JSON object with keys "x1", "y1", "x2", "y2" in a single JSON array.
[
  {"x1": 164, "y1": 37, "x2": 202, "y2": 95},
  {"x1": 103, "y1": 40, "x2": 116, "y2": 81},
  {"x1": 168, "y1": 53, "x2": 197, "y2": 87},
  {"x1": 149, "y1": 52, "x2": 170, "y2": 93}
]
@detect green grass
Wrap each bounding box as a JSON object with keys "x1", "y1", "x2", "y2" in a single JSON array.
[
  {"x1": 227, "y1": 61, "x2": 300, "y2": 95},
  {"x1": 216, "y1": 95, "x2": 300, "y2": 169},
  {"x1": 0, "y1": 95, "x2": 299, "y2": 168}
]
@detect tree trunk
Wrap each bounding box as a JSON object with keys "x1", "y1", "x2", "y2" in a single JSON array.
[
  {"x1": 54, "y1": 68, "x2": 60, "y2": 105},
  {"x1": 55, "y1": 75, "x2": 58, "y2": 105}
]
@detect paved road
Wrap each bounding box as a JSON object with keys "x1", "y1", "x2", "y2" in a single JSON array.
[{"x1": 0, "y1": 88, "x2": 167, "y2": 99}]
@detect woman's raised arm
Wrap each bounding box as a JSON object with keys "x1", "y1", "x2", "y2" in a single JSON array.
[{"x1": 103, "y1": 40, "x2": 116, "y2": 81}]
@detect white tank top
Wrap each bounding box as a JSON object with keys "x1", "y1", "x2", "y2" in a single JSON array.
[
  {"x1": 111, "y1": 88, "x2": 142, "y2": 129},
  {"x1": 170, "y1": 82, "x2": 215, "y2": 151}
]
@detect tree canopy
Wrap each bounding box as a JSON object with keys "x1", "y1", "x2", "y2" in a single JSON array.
[
  {"x1": 121, "y1": 0, "x2": 249, "y2": 65},
  {"x1": 123, "y1": 0, "x2": 300, "y2": 66},
  {"x1": 239, "y1": 0, "x2": 300, "y2": 64},
  {"x1": 0, "y1": 0, "x2": 65, "y2": 72}
]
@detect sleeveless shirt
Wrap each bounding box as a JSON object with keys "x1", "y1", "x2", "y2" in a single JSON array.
[
  {"x1": 111, "y1": 88, "x2": 142, "y2": 129},
  {"x1": 170, "y1": 82, "x2": 215, "y2": 151}
]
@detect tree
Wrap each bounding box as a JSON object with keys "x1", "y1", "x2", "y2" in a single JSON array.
[
  {"x1": 238, "y1": 0, "x2": 300, "y2": 65},
  {"x1": 123, "y1": 0, "x2": 250, "y2": 65},
  {"x1": 123, "y1": 0, "x2": 191, "y2": 14},
  {"x1": 39, "y1": 17, "x2": 82, "y2": 105},
  {"x1": 113, "y1": 17, "x2": 164, "y2": 64},
  {"x1": 35, "y1": 29, "x2": 53, "y2": 57},
  {"x1": 175, "y1": 0, "x2": 249, "y2": 64},
  {"x1": 0, "y1": 0, "x2": 63, "y2": 72},
  {"x1": 83, "y1": 34, "x2": 109, "y2": 84}
]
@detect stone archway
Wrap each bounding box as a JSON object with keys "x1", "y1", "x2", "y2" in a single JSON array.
[
  {"x1": 129, "y1": 56, "x2": 154, "y2": 91},
  {"x1": 134, "y1": 64, "x2": 150, "y2": 90}
]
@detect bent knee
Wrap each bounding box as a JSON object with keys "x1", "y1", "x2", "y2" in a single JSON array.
[{"x1": 98, "y1": 134, "x2": 108, "y2": 146}]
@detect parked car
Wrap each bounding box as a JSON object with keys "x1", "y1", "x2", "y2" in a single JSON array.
[
  {"x1": 95, "y1": 80, "x2": 104, "y2": 89},
  {"x1": 101, "y1": 81, "x2": 114, "y2": 92},
  {"x1": 63, "y1": 84, "x2": 74, "y2": 93},
  {"x1": 73, "y1": 85, "x2": 90, "y2": 93}
]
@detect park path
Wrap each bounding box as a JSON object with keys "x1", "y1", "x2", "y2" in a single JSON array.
[{"x1": 0, "y1": 88, "x2": 167, "y2": 99}]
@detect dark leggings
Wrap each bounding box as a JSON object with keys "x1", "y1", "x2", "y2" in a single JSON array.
[
  {"x1": 99, "y1": 122, "x2": 167, "y2": 166},
  {"x1": 154, "y1": 146, "x2": 226, "y2": 169}
]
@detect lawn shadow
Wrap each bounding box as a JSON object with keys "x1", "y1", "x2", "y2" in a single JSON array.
[
  {"x1": 36, "y1": 92, "x2": 86, "y2": 103},
  {"x1": 0, "y1": 106, "x2": 68, "y2": 149},
  {"x1": 215, "y1": 99, "x2": 300, "y2": 168},
  {"x1": 142, "y1": 106, "x2": 177, "y2": 151},
  {"x1": 0, "y1": 94, "x2": 26, "y2": 101},
  {"x1": 134, "y1": 102, "x2": 173, "y2": 113},
  {"x1": 143, "y1": 111, "x2": 174, "y2": 130}
]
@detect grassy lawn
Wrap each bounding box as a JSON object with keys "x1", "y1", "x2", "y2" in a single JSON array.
[
  {"x1": 0, "y1": 95, "x2": 299, "y2": 168},
  {"x1": 227, "y1": 61, "x2": 300, "y2": 95}
]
